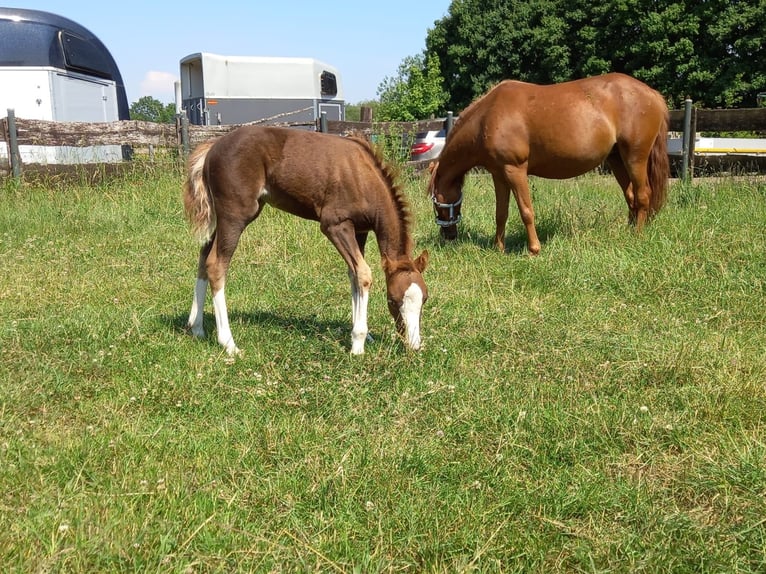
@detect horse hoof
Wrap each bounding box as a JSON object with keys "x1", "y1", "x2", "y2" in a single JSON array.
[
  {"x1": 224, "y1": 343, "x2": 241, "y2": 356},
  {"x1": 187, "y1": 324, "x2": 205, "y2": 339}
]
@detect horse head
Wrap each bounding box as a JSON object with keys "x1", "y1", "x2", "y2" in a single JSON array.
[
  {"x1": 427, "y1": 161, "x2": 463, "y2": 241},
  {"x1": 382, "y1": 251, "x2": 429, "y2": 350}
]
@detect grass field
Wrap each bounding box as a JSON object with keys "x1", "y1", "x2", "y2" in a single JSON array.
[{"x1": 1, "y1": 163, "x2": 765, "y2": 572}]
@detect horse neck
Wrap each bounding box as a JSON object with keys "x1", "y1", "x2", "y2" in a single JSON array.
[
  {"x1": 347, "y1": 136, "x2": 415, "y2": 263},
  {"x1": 373, "y1": 212, "x2": 412, "y2": 259},
  {"x1": 373, "y1": 209, "x2": 412, "y2": 262},
  {"x1": 438, "y1": 122, "x2": 481, "y2": 188}
]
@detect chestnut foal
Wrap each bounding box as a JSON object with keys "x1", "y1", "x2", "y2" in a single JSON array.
[{"x1": 183, "y1": 125, "x2": 429, "y2": 355}]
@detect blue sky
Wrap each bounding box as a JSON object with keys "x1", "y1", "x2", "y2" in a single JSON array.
[{"x1": 11, "y1": 1, "x2": 451, "y2": 105}]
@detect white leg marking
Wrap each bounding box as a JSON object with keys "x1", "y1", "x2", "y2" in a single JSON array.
[
  {"x1": 400, "y1": 283, "x2": 424, "y2": 351},
  {"x1": 188, "y1": 278, "x2": 208, "y2": 338},
  {"x1": 212, "y1": 286, "x2": 240, "y2": 355},
  {"x1": 349, "y1": 263, "x2": 372, "y2": 355}
]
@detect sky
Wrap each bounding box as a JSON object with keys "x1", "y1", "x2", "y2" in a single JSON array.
[{"x1": 10, "y1": 1, "x2": 452, "y2": 106}]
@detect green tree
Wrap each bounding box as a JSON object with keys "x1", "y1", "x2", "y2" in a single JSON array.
[
  {"x1": 427, "y1": 0, "x2": 573, "y2": 112},
  {"x1": 376, "y1": 54, "x2": 447, "y2": 121},
  {"x1": 426, "y1": 0, "x2": 766, "y2": 111},
  {"x1": 129, "y1": 96, "x2": 177, "y2": 123}
]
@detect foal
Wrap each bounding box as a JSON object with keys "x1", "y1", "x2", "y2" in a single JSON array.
[{"x1": 183, "y1": 126, "x2": 429, "y2": 355}]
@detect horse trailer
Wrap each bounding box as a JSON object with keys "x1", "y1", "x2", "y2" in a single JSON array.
[
  {"x1": 0, "y1": 7, "x2": 129, "y2": 164},
  {"x1": 180, "y1": 52, "x2": 344, "y2": 126}
]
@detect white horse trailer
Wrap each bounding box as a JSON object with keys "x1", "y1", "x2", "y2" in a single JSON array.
[
  {"x1": 180, "y1": 52, "x2": 344, "y2": 126},
  {"x1": 0, "y1": 8, "x2": 130, "y2": 165}
]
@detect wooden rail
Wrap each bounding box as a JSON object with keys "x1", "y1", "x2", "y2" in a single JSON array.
[
  {"x1": 2, "y1": 108, "x2": 765, "y2": 180},
  {"x1": 669, "y1": 107, "x2": 766, "y2": 132}
]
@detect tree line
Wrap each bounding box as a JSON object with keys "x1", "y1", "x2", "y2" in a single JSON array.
[
  {"x1": 376, "y1": 0, "x2": 766, "y2": 120},
  {"x1": 132, "y1": 1, "x2": 766, "y2": 123}
]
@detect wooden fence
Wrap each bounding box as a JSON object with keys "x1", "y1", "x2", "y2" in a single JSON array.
[{"x1": 2, "y1": 107, "x2": 766, "y2": 180}]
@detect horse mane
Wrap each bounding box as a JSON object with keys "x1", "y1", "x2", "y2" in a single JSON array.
[
  {"x1": 446, "y1": 80, "x2": 506, "y2": 143},
  {"x1": 348, "y1": 136, "x2": 414, "y2": 254}
]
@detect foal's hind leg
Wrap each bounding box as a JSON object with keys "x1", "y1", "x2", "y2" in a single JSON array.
[
  {"x1": 189, "y1": 207, "x2": 263, "y2": 355},
  {"x1": 188, "y1": 240, "x2": 214, "y2": 339},
  {"x1": 187, "y1": 232, "x2": 241, "y2": 355}
]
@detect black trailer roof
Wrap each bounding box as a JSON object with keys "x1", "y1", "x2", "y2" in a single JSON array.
[{"x1": 0, "y1": 7, "x2": 129, "y2": 119}]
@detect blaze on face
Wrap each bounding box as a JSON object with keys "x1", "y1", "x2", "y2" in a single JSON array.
[{"x1": 383, "y1": 251, "x2": 429, "y2": 350}]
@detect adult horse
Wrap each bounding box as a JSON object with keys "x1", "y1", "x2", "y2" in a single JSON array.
[
  {"x1": 429, "y1": 73, "x2": 669, "y2": 254},
  {"x1": 183, "y1": 126, "x2": 429, "y2": 355}
]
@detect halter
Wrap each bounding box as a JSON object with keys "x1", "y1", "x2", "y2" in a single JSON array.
[{"x1": 432, "y1": 192, "x2": 463, "y2": 227}]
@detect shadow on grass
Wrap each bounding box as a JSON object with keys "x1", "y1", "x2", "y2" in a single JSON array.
[
  {"x1": 167, "y1": 309, "x2": 367, "y2": 353},
  {"x1": 422, "y1": 219, "x2": 561, "y2": 255}
]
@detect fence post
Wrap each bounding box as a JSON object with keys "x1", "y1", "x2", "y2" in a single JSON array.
[
  {"x1": 179, "y1": 114, "x2": 190, "y2": 158},
  {"x1": 445, "y1": 111, "x2": 454, "y2": 135},
  {"x1": 319, "y1": 111, "x2": 328, "y2": 133},
  {"x1": 681, "y1": 98, "x2": 693, "y2": 182},
  {"x1": 7, "y1": 108, "x2": 21, "y2": 179}
]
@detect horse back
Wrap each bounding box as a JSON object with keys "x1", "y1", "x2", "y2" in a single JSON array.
[
  {"x1": 203, "y1": 126, "x2": 383, "y2": 222},
  {"x1": 486, "y1": 73, "x2": 663, "y2": 134},
  {"x1": 472, "y1": 74, "x2": 667, "y2": 176}
]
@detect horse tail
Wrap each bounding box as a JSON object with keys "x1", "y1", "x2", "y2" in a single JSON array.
[
  {"x1": 647, "y1": 109, "x2": 670, "y2": 217},
  {"x1": 183, "y1": 139, "x2": 217, "y2": 244}
]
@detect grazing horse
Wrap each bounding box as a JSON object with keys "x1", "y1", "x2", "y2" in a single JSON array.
[
  {"x1": 428, "y1": 73, "x2": 670, "y2": 254},
  {"x1": 183, "y1": 126, "x2": 429, "y2": 355}
]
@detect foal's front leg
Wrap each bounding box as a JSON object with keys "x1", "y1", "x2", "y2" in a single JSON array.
[
  {"x1": 322, "y1": 221, "x2": 371, "y2": 354},
  {"x1": 348, "y1": 262, "x2": 372, "y2": 354}
]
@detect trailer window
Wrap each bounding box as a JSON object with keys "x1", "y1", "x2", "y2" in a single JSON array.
[
  {"x1": 320, "y1": 71, "x2": 338, "y2": 97},
  {"x1": 0, "y1": 20, "x2": 56, "y2": 66},
  {"x1": 60, "y1": 31, "x2": 112, "y2": 79}
]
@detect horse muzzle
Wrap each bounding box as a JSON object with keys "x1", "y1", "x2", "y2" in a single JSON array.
[
  {"x1": 432, "y1": 193, "x2": 462, "y2": 241},
  {"x1": 439, "y1": 225, "x2": 458, "y2": 241},
  {"x1": 432, "y1": 193, "x2": 463, "y2": 228}
]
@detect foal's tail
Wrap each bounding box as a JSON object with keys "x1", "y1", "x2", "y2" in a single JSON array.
[
  {"x1": 647, "y1": 111, "x2": 670, "y2": 217},
  {"x1": 182, "y1": 139, "x2": 217, "y2": 244}
]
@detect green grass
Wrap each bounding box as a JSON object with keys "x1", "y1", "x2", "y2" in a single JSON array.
[{"x1": 1, "y1": 165, "x2": 765, "y2": 572}]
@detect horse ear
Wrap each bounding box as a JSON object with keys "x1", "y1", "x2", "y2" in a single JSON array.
[
  {"x1": 428, "y1": 161, "x2": 437, "y2": 174},
  {"x1": 414, "y1": 250, "x2": 429, "y2": 272}
]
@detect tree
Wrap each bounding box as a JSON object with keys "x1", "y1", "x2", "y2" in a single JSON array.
[
  {"x1": 375, "y1": 54, "x2": 447, "y2": 121},
  {"x1": 426, "y1": 0, "x2": 574, "y2": 112},
  {"x1": 426, "y1": 0, "x2": 766, "y2": 111},
  {"x1": 129, "y1": 96, "x2": 177, "y2": 123}
]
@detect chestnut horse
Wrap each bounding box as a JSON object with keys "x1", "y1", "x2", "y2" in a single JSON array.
[
  {"x1": 183, "y1": 126, "x2": 429, "y2": 355},
  {"x1": 429, "y1": 73, "x2": 670, "y2": 254}
]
